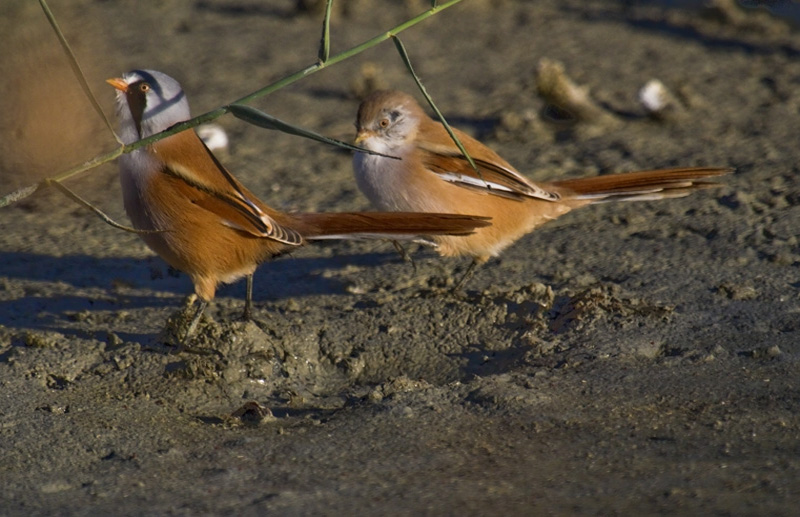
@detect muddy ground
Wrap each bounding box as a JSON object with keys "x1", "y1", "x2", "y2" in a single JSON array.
[{"x1": 1, "y1": 0, "x2": 799, "y2": 514}]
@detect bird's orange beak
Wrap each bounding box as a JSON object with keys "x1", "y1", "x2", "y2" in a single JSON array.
[
  {"x1": 106, "y1": 77, "x2": 128, "y2": 92},
  {"x1": 354, "y1": 130, "x2": 371, "y2": 145}
]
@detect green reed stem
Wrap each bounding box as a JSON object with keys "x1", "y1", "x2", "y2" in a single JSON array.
[{"x1": 1, "y1": 0, "x2": 466, "y2": 209}]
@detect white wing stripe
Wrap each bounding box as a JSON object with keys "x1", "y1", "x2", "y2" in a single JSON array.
[{"x1": 437, "y1": 172, "x2": 561, "y2": 201}]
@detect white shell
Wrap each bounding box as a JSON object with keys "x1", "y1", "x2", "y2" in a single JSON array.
[
  {"x1": 638, "y1": 79, "x2": 671, "y2": 113},
  {"x1": 197, "y1": 123, "x2": 229, "y2": 153}
]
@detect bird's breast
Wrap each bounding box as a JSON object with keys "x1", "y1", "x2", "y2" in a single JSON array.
[
  {"x1": 353, "y1": 152, "x2": 395, "y2": 208},
  {"x1": 118, "y1": 149, "x2": 166, "y2": 231},
  {"x1": 353, "y1": 151, "x2": 445, "y2": 213}
]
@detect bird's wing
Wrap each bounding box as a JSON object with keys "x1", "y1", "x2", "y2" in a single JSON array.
[
  {"x1": 153, "y1": 129, "x2": 303, "y2": 246},
  {"x1": 415, "y1": 129, "x2": 560, "y2": 202}
]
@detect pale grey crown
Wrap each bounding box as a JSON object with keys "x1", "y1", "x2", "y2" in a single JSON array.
[{"x1": 115, "y1": 69, "x2": 191, "y2": 141}]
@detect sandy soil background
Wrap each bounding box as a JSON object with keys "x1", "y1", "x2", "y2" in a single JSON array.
[{"x1": 1, "y1": 0, "x2": 799, "y2": 514}]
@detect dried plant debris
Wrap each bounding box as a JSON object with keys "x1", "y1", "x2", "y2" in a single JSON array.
[
  {"x1": 704, "y1": 0, "x2": 793, "y2": 35},
  {"x1": 716, "y1": 282, "x2": 759, "y2": 301},
  {"x1": 535, "y1": 58, "x2": 620, "y2": 131}
]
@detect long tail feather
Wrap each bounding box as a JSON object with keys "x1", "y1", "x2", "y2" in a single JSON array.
[
  {"x1": 290, "y1": 212, "x2": 491, "y2": 240},
  {"x1": 552, "y1": 167, "x2": 732, "y2": 203}
]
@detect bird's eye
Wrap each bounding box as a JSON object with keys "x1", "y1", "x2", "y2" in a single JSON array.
[
  {"x1": 139, "y1": 83, "x2": 151, "y2": 93},
  {"x1": 378, "y1": 118, "x2": 390, "y2": 129}
]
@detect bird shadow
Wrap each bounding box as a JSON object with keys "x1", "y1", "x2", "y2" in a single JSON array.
[{"x1": 0, "y1": 247, "x2": 408, "y2": 332}]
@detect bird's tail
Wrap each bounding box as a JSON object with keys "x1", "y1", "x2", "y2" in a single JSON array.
[
  {"x1": 289, "y1": 212, "x2": 491, "y2": 241},
  {"x1": 552, "y1": 167, "x2": 732, "y2": 203}
]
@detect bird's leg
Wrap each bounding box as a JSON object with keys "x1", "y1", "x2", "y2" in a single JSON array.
[
  {"x1": 183, "y1": 299, "x2": 209, "y2": 343},
  {"x1": 177, "y1": 299, "x2": 226, "y2": 358},
  {"x1": 242, "y1": 274, "x2": 254, "y2": 321},
  {"x1": 451, "y1": 258, "x2": 480, "y2": 293},
  {"x1": 392, "y1": 240, "x2": 417, "y2": 271}
]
